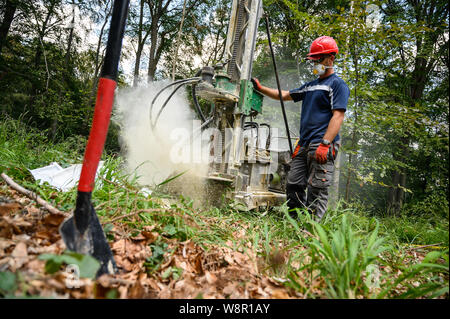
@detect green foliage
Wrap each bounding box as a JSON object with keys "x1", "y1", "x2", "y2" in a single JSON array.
[
  {"x1": 0, "y1": 271, "x2": 17, "y2": 297},
  {"x1": 38, "y1": 251, "x2": 101, "y2": 279},
  {"x1": 0, "y1": 0, "x2": 122, "y2": 145},
  {"x1": 327, "y1": 200, "x2": 449, "y2": 247},
  {"x1": 0, "y1": 117, "x2": 86, "y2": 179},
  {"x1": 402, "y1": 191, "x2": 449, "y2": 220},
  {"x1": 145, "y1": 241, "x2": 170, "y2": 273},
  {"x1": 278, "y1": 203, "x2": 448, "y2": 298},
  {"x1": 378, "y1": 250, "x2": 449, "y2": 299},
  {"x1": 307, "y1": 214, "x2": 387, "y2": 298},
  {"x1": 381, "y1": 215, "x2": 449, "y2": 247},
  {"x1": 162, "y1": 266, "x2": 183, "y2": 281}
]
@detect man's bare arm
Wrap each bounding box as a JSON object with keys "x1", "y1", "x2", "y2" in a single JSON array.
[
  {"x1": 258, "y1": 85, "x2": 293, "y2": 101},
  {"x1": 322, "y1": 109, "x2": 345, "y2": 142}
]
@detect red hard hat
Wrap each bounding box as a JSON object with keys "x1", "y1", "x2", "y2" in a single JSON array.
[{"x1": 307, "y1": 36, "x2": 339, "y2": 59}]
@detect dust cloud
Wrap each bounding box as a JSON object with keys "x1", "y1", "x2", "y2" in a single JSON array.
[{"x1": 113, "y1": 81, "x2": 211, "y2": 206}]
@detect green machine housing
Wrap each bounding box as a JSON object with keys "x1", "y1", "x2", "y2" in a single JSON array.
[{"x1": 215, "y1": 72, "x2": 263, "y2": 116}]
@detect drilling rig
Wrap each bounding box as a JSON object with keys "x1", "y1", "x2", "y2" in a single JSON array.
[{"x1": 151, "y1": 0, "x2": 291, "y2": 211}]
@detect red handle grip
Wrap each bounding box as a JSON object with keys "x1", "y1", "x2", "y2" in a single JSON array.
[{"x1": 78, "y1": 77, "x2": 117, "y2": 192}]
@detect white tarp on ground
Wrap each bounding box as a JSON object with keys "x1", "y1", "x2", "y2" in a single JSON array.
[{"x1": 29, "y1": 161, "x2": 104, "y2": 192}]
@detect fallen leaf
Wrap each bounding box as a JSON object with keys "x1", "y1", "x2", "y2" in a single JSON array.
[
  {"x1": 0, "y1": 220, "x2": 14, "y2": 239},
  {"x1": 11, "y1": 242, "x2": 28, "y2": 269},
  {"x1": 35, "y1": 230, "x2": 53, "y2": 241},
  {"x1": 112, "y1": 239, "x2": 127, "y2": 255},
  {"x1": 141, "y1": 231, "x2": 159, "y2": 243},
  {"x1": 0, "y1": 202, "x2": 22, "y2": 216},
  {"x1": 223, "y1": 282, "x2": 237, "y2": 295},
  {"x1": 224, "y1": 253, "x2": 234, "y2": 265},
  {"x1": 129, "y1": 281, "x2": 146, "y2": 299},
  {"x1": 146, "y1": 278, "x2": 161, "y2": 291},
  {"x1": 115, "y1": 255, "x2": 133, "y2": 272},
  {"x1": 25, "y1": 206, "x2": 41, "y2": 215},
  {"x1": 233, "y1": 251, "x2": 248, "y2": 265},
  {"x1": 193, "y1": 253, "x2": 204, "y2": 275},
  {"x1": 43, "y1": 214, "x2": 65, "y2": 227},
  {"x1": 271, "y1": 289, "x2": 290, "y2": 299},
  {"x1": 205, "y1": 271, "x2": 217, "y2": 284},
  {"x1": 3, "y1": 215, "x2": 32, "y2": 228},
  {"x1": 12, "y1": 234, "x2": 30, "y2": 242},
  {"x1": 158, "y1": 285, "x2": 171, "y2": 298},
  {"x1": 26, "y1": 259, "x2": 45, "y2": 272},
  {"x1": 0, "y1": 257, "x2": 12, "y2": 270},
  {"x1": 0, "y1": 239, "x2": 15, "y2": 254},
  {"x1": 130, "y1": 233, "x2": 146, "y2": 241}
]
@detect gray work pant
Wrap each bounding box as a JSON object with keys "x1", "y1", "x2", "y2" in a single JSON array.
[{"x1": 286, "y1": 142, "x2": 339, "y2": 221}]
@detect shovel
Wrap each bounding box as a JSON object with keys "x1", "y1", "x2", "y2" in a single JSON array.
[{"x1": 59, "y1": 0, "x2": 130, "y2": 277}]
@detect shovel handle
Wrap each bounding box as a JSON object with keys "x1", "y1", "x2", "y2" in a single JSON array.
[
  {"x1": 78, "y1": 78, "x2": 116, "y2": 192},
  {"x1": 78, "y1": 0, "x2": 129, "y2": 192}
]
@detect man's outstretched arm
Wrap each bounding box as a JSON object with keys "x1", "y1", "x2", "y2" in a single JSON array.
[{"x1": 252, "y1": 78, "x2": 292, "y2": 101}]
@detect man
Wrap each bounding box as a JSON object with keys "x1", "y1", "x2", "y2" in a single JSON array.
[{"x1": 252, "y1": 36, "x2": 350, "y2": 221}]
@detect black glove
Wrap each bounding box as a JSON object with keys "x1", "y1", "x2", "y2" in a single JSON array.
[{"x1": 251, "y1": 77, "x2": 262, "y2": 91}]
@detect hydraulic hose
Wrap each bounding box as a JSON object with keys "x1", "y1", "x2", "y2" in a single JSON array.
[
  {"x1": 149, "y1": 78, "x2": 201, "y2": 117},
  {"x1": 149, "y1": 77, "x2": 201, "y2": 129},
  {"x1": 192, "y1": 69, "x2": 207, "y2": 123},
  {"x1": 153, "y1": 82, "x2": 189, "y2": 128},
  {"x1": 192, "y1": 84, "x2": 207, "y2": 123}
]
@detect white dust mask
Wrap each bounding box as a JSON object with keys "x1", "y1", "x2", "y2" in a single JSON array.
[{"x1": 312, "y1": 63, "x2": 332, "y2": 76}]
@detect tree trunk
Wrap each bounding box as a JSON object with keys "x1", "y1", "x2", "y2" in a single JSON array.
[
  {"x1": 171, "y1": 0, "x2": 187, "y2": 81},
  {"x1": 344, "y1": 152, "x2": 353, "y2": 202},
  {"x1": 133, "y1": 0, "x2": 145, "y2": 87},
  {"x1": 387, "y1": 170, "x2": 400, "y2": 214},
  {"x1": 387, "y1": 136, "x2": 410, "y2": 215},
  {"x1": 50, "y1": 108, "x2": 59, "y2": 140},
  {"x1": 147, "y1": 18, "x2": 159, "y2": 82},
  {"x1": 27, "y1": 3, "x2": 55, "y2": 116},
  {"x1": 344, "y1": 36, "x2": 359, "y2": 204},
  {"x1": 64, "y1": 9, "x2": 75, "y2": 67},
  {"x1": 0, "y1": 0, "x2": 17, "y2": 55},
  {"x1": 133, "y1": 46, "x2": 143, "y2": 86},
  {"x1": 53, "y1": 5, "x2": 76, "y2": 141},
  {"x1": 145, "y1": 0, "x2": 197, "y2": 82}
]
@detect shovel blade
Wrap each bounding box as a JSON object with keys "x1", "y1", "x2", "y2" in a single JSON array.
[{"x1": 60, "y1": 204, "x2": 117, "y2": 277}]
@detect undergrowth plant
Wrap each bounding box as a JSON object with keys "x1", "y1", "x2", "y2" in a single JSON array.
[
  {"x1": 307, "y1": 214, "x2": 388, "y2": 298},
  {"x1": 1, "y1": 118, "x2": 448, "y2": 299},
  {"x1": 0, "y1": 117, "x2": 85, "y2": 179},
  {"x1": 377, "y1": 249, "x2": 449, "y2": 299}
]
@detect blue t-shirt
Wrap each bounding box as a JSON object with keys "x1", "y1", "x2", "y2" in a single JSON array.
[{"x1": 289, "y1": 73, "x2": 350, "y2": 146}]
